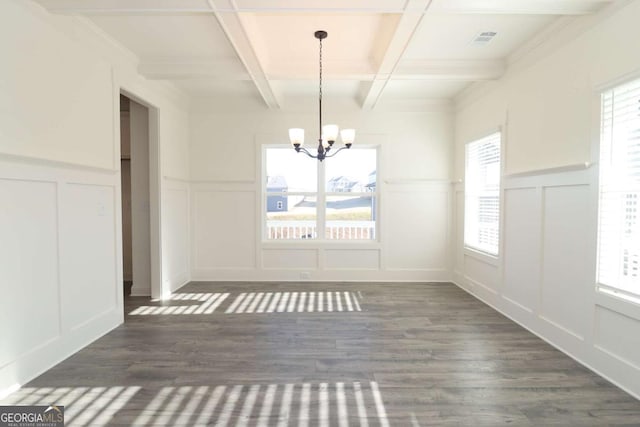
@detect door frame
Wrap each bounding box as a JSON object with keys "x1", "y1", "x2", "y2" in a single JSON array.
[{"x1": 119, "y1": 89, "x2": 164, "y2": 301}]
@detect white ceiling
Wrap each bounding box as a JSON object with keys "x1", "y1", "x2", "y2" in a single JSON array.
[{"x1": 35, "y1": 0, "x2": 615, "y2": 110}]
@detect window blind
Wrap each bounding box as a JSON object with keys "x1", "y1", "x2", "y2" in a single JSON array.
[
  {"x1": 465, "y1": 132, "x2": 501, "y2": 256},
  {"x1": 597, "y1": 78, "x2": 640, "y2": 298}
]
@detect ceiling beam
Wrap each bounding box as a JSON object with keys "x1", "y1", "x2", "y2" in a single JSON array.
[
  {"x1": 35, "y1": 0, "x2": 408, "y2": 14},
  {"x1": 138, "y1": 58, "x2": 505, "y2": 83},
  {"x1": 266, "y1": 60, "x2": 377, "y2": 81},
  {"x1": 34, "y1": 0, "x2": 214, "y2": 14},
  {"x1": 210, "y1": 0, "x2": 408, "y2": 13},
  {"x1": 206, "y1": 0, "x2": 280, "y2": 109},
  {"x1": 360, "y1": 0, "x2": 433, "y2": 110},
  {"x1": 36, "y1": 0, "x2": 612, "y2": 15}
]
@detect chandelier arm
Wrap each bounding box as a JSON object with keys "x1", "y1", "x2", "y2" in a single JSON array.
[
  {"x1": 324, "y1": 145, "x2": 351, "y2": 158},
  {"x1": 296, "y1": 147, "x2": 318, "y2": 159}
]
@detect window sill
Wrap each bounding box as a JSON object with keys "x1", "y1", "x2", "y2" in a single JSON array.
[
  {"x1": 262, "y1": 240, "x2": 382, "y2": 250},
  {"x1": 596, "y1": 285, "x2": 640, "y2": 320},
  {"x1": 463, "y1": 246, "x2": 500, "y2": 267}
]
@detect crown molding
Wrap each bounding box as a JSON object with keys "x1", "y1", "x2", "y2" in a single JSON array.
[{"x1": 454, "y1": 0, "x2": 637, "y2": 112}]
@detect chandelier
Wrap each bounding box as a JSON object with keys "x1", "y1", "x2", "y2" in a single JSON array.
[{"x1": 289, "y1": 30, "x2": 355, "y2": 161}]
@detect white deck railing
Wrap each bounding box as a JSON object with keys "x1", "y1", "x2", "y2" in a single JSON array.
[{"x1": 267, "y1": 220, "x2": 375, "y2": 240}]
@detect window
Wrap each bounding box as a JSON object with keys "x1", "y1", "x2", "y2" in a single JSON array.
[
  {"x1": 264, "y1": 147, "x2": 377, "y2": 240},
  {"x1": 597, "y1": 78, "x2": 640, "y2": 299},
  {"x1": 464, "y1": 132, "x2": 501, "y2": 256}
]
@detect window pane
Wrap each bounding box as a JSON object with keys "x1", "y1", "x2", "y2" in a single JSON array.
[
  {"x1": 325, "y1": 148, "x2": 376, "y2": 192},
  {"x1": 325, "y1": 195, "x2": 376, "y2": 240},
  {"x1": 263, "y1": 146, "x2": 378, "y2": 241},
  {"x1": 597, "y1": 78, "x2": 640, "y2": 298},
  {"x1": 465, "y1": 132, "x2": 501, "y2": 255},
  {"x1": 267, "y1": 148, "x2": 317, "y2": 192},
  {"x1": 266, "y1": 195, "x2": 317, "y2": 240}
]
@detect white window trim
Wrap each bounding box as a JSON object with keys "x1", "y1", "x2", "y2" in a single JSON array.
[
  {"x1": 463, "y1": 131, "x2": 502, "y2": 259},
  {"x1": 261, "y1": 144, "x2": 380, "y2": 243},
  {"x1": 595, "y1": 76, "x2": 640, "y2": 302}
]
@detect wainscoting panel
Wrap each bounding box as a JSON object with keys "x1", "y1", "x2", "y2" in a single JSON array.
[
  {"x1": 59, "y1": 182, "x2": 118, "y2": 331},
  {"x1": 162, "y1": 179, "x2": 190, "y2": 292},
  {"x1": 385, "y1": 185, "x2": 449, "y2": 271},
  {"x1": 262, "y1": 249, "x2": 318, "y2": 270},
  {"x1": 0, "y1": 178, "x2": 60, "y2": 369},
  {"x1": 0, "y1": 158, "x2": 122, "y2": 396},
  {"x1": 325, "y1": 249, "x2": 380, "y2": 270},
  {"x1": 191, "y1": 179, "x2": 450, "y2": 282},
  {"x1": 502, "y1": 187, "x2": 540, "y2": 314},
  {"x1": 452, "y1": 187, "x2": 465, "y2": 279},
  {"x1": 595, "y1": 306, "x2": 640, "y2": 370},
  {"x1": 540, "y1": 185, "x2": 590, "y2": 342},
  {"x1": 454, "y1": 166, "x2": 640, "y2": 398},
  {"x1": 193, "y1": 189, "x2": 256, "y2": 270},
  {"x1": 463, "y1": 254, "x2": 500, "y2": 295}
]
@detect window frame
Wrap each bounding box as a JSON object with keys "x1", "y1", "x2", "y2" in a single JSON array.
[
  {"x1": 463, "y1": 131, "x2": 502, "y2": 259},
  {"x1": 262, "y1": 144, "x2": 380, "y2": 242},
  {"x1": 596, "y1": 77, "x2": 640, "y2": 301}
]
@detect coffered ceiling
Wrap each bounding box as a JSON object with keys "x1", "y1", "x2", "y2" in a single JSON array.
[{"x1": 35, "y1": 0, "x2": 614, "y2": 110}]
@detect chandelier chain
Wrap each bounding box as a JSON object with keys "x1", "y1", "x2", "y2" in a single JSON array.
[{"x1": 319, "y1": 36, "x2": 323, "y2": 141}]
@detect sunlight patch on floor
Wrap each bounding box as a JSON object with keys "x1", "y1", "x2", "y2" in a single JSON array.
[
  {"x1": 1, "y1": 386, "x2": 141, "y2": 427},
  {"x1": 128, "y1": 293, "x2": 229, "y2": 316},
  {"x1": 2, "y1": 381, "x2": 388, "y2": 426},
  {"x1": 225, "y1": 291, "x2": 363, "y2": 314},
  {"x1": 132, "y1": 381, "x2": 388, "y2": 427}
]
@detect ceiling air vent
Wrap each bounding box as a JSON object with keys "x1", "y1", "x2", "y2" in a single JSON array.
[{"x1": 471, "y1": 31, "x2": 497, "y2": 45}]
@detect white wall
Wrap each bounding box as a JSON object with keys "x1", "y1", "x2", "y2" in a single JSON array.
[
  {"x1": 453, "y1": 0, "x2": 640, "y2": 399},
  {"x1": 0, "y1": 0, "x2": 190, "y2": 395},
  {"x1": 189, "y1": 107, "x2": 453, "y2": 282},
  {"x1": 0, "y1": 8, "x2": 113, "y2": 169},
  {"x1": 162, "y1": 178, "x2": 190, "y2": 292},
  {"x1": 160, "y1": 104, "x2": 191, "y2": 293}
]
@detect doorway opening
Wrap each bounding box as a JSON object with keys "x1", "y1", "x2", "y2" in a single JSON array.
[{"x1": 120, "y1": 94, "x2": 152, "y2": 299}]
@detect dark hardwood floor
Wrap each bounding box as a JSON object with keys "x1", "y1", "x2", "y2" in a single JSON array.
[{"x1": 3, "y1": 282, "x2": 640, "y2": 426}]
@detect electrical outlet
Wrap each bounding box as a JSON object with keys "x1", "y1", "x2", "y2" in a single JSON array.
[{"x1": 300, "y1": 272, "x2": 311, "y2": 280}]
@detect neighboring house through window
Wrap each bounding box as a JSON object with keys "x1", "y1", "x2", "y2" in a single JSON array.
[{"x1": 266, "y1": 175, "x2": 288, "y2": 212}]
